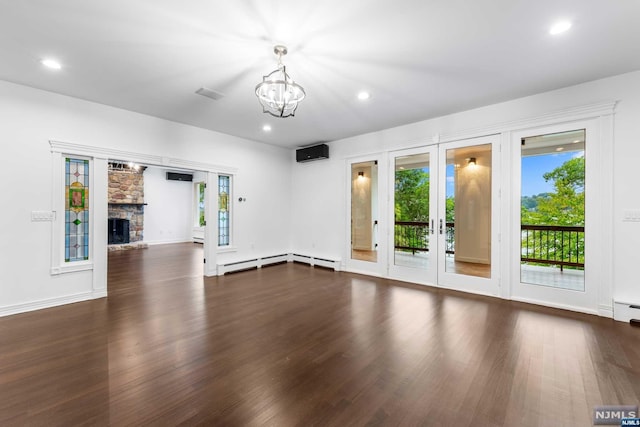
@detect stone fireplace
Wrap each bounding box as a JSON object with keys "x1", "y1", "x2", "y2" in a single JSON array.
[{"x1": 108, "y1": 163, "x2": 147, "y2": 249}]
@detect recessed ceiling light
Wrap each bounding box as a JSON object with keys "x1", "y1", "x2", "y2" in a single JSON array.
[
  {"x1": 549, "y1": 21, "x2": 572, "y2": 35},
  {"x1": 556, "y1": 147, "x2": 564, "y2": 152},
  {"x1": 357, "y1": 91, "x2": 371, "y2": 101},
  {"x1": 262, "y1": 124, "x2": 272, "y2": 132},
  {"x1": 41, "y1": 58, "x2": 62, "y2": 70}
]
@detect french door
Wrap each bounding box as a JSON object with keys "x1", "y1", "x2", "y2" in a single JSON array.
[
  {"x1": 510, "y1": 120, "x2": 599, "y2": 313},
  {"x1": 389, "y1": 135, "x2": 500, "y2": 296},
  {"x1": 347, "y1": 154, "x2": 388, "y2": 277}
]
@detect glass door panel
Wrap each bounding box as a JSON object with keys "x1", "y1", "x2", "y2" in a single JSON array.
[
  {"x1": 394, "y1": 153, "x2": 431, "y2": 268},
  {"x1": 351, "y1": 161, "x2": 378, "y2": 263},
  {"x1": 520, "y1": 129, "x2": 585, "y2": 291},
  {"x1": 443, "y1": 143, "x2": 492, "y2": 278}
]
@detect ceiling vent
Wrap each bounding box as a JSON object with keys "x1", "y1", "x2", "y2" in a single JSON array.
[{"x1": 195, "y1": 87, "x2": 225, "y2": 101}]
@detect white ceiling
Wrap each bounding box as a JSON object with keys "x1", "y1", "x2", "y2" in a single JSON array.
[{"x1": 1, "y1": 0, "x2": 639, "y2": 149}]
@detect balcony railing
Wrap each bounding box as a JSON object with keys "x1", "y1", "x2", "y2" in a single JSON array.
[
  {"x1": 394, "y1": 221, "x2": 429, "y2": 254},
  {"x1": 395, "y1": 221, "x2": 584, "y2": 270},
  {"x1": 521, "y1": 224, "x2": 584, "y2": 271},
  {"x1": 393, "y1": 221, "x2": 454, "y2": 254}
]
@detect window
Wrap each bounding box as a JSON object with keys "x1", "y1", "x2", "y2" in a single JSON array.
[
  {"x1": 65, "y1": 157, "x2": 90, "y2": 262},
  {"x1": 218, "y1": 175, "x2": 230, "y2": 246},
  {"x1": 194, "y1": 182, "x2": 206, "y2": 227}
]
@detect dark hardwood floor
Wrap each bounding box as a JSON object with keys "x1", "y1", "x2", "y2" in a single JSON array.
[{"x1": 1, "y1": 243, "x2": 638, "y2": 426}]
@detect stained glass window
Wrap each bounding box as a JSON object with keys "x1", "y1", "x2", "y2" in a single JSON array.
[
  {"x1": 218, "y1": 175, "x2": 230, "y2": 246},
  {"x1": 65, "y1": 158, "x2": 90, "y2": 262}
]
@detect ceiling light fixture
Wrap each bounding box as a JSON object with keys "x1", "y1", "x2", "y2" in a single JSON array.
[
  {"x1": 357, "y1": 91, "x2": 371, "y2": 101},
  {"x1": 255, "y1": 45, "x2": 305, "y2": 118},
  {"x1": 262, "y1": 124, "x2": 272, "y2": 132},
  {"x1": 41, "y1": 58, "x2": 62, "y2": 70},
  {"x1": 549, "y1": 21, "x2": 572, "y2": 35}
]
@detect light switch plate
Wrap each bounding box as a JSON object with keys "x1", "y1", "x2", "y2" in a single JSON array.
[
  {"x1": 31, "y1": 211, "x2": 55, "y2": 222},
  {"x1": 623, "y1": 210, "x2": 640, "y2": 222}
]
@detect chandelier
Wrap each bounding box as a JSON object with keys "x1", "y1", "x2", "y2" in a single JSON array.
[{"x1": 255, "y1": 45, "x2": 306, "y2": 118}]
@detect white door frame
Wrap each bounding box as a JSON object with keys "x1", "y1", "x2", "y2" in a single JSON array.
[{"x1": 509, "y1": 118, "x2": 611, "y2": 315}]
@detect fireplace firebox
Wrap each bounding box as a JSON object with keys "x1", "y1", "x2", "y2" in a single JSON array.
[{"x1": 108, "y1": 218, "x2": 130, "y2": 244}]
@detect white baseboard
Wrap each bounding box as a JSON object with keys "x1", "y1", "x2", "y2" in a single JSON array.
[
  {"x1": 598, "y1": 304, "x2": 614, "y2": 319},
  {"x1": 144, "y1": 238, "x2": 193, "y2": 246},
  {"x1": 510, "y1": 296, "x2": 599, "y2": 317},
  {"x1": 0, "y1": 290, "x2": 106, "y2": 318}
]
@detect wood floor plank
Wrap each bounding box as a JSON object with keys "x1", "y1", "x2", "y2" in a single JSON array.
[{"x1": 0, "y1": 242, "x2": 638, "y2": 426}]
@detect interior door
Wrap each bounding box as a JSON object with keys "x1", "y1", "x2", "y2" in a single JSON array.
[
  {"x1": 436, "y1": 135, "x2": 500, "y2": 296},
  {"x1": 388, "y1": 146, "x2": 438, "y2": 285}
]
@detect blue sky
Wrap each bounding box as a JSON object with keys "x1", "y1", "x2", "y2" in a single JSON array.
[{"x1": 521, "y1": 152, "x2": 578, "y2": 196}]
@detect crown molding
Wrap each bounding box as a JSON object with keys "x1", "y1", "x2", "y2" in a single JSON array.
[
  {"x1": 438, "y1": 100, "x2": 618, "y2": 143},
  {"x1": 49, "y1": 140, "x2": 238, "y2": 173}
]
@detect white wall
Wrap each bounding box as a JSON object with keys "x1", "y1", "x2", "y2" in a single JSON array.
[
  {"x1": 143, "y1": 167, "x2": 194, "y2": 245},
  {"x1": 0, "y1": 80, "x2": 292, "y2": 315},
  {"x1": 291, "y1": 70, "x2": 640, "y2": 308}
]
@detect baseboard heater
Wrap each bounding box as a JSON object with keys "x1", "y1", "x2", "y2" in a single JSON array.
[
  {"x1": 217, "y1": 253, "x2": 341, "y2": 275},
  {"x1": 291, "y1": 253, "x2": 341, "y2": 270},
  {"x1": 613, "y1": 301, "x2": 640, "y2": 325}
]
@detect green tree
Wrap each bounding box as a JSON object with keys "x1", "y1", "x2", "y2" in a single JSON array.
[
  {"x1": 537, "y1": 157, "x2": 585, "y2": 226},
  {"x1": 395, "y1": 169, "x2": 429, "y2": 221}
]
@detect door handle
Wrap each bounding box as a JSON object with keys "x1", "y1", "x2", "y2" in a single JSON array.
[
  {"x1": 439, "y1": 219, "x2": 444, "y2": 235},
  {"x1": 430, "y1": 219, "x2": 435, "y2": 235}
]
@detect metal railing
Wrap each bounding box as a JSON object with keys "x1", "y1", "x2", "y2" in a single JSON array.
[
  {"x1": 521, "y1": 224, "x2": 584, "y2": 271},
  {"x1": 393, "y1": 220, "x2": 454, "y2": 254},
  {"x1": 394, "y1": 221, "x2": 429, "y2": 254},
  {"x1": 394, "y1": 222, "x2": 585, "y2": 270}
]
